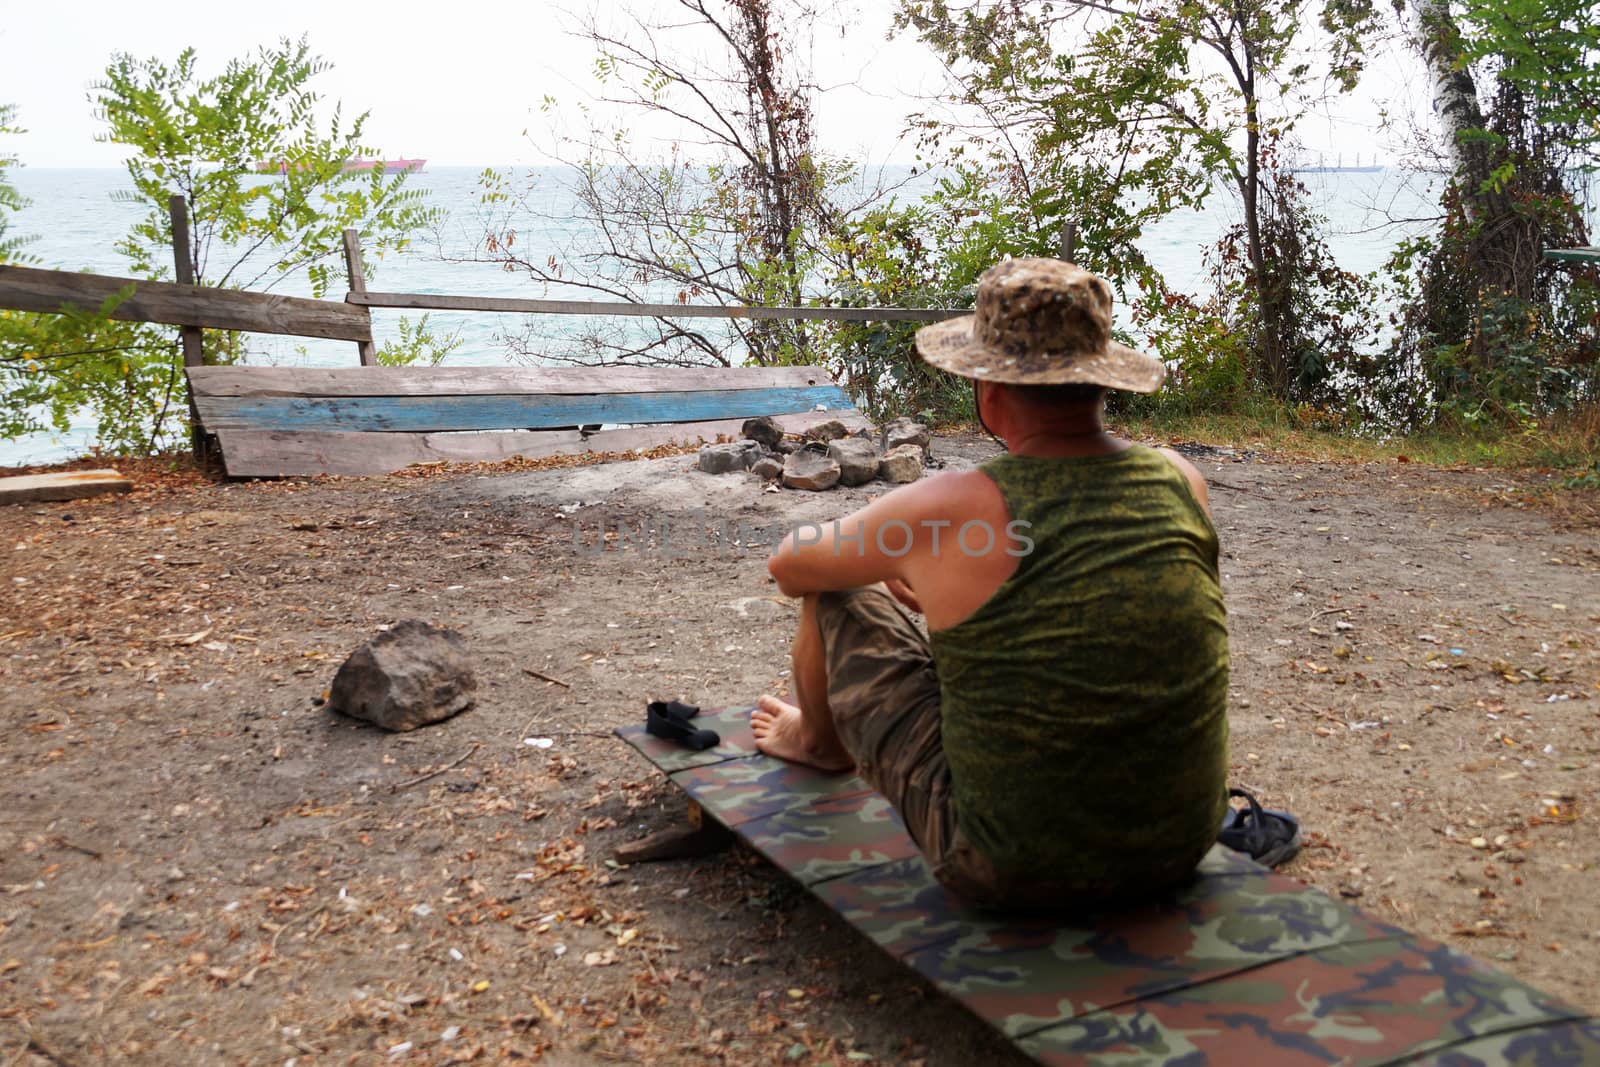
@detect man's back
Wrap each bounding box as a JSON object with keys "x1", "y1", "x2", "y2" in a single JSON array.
[{"x1": 928, "y1": 446, "x2": 1231, "y2": 888}]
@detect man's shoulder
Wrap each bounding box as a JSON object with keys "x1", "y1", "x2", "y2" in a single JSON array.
[
  {"x1": 879, "y1": 467, "x2": 997, "y2": 513},
  {"x1": 871, "y1": 467, "x2": 1010, "y2": 533},
  {"x1": 1151, "y1": 447, "x2": 1211, "y2": 516},
  {"x1": 1153, "y1": 445, "x2": 1202, "y2": 479}
]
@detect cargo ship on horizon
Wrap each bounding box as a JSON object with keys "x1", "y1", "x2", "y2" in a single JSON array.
[
  {"x1": 1292, "y1": 152, "x2": 1383, "y2": 174},
  {"x1": 252, "y1": 157, "x2": 427, "y2": 175}
]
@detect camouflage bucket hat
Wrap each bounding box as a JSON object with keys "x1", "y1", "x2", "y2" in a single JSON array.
[{"x1": 915, "y1": 257, "x2": 1165, "y2": 393}]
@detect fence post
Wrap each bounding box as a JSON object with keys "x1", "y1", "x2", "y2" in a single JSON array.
[
  {"x1": 1058, "y1": 220, "x2": 1079, "y2": 263},
  {"x1": 342, "y1": 229, "x2": 378, "y2": 366},
  {"x1": 168, "y1": 195, "x2": 204, "y2": 367},
  {"x1": 167, "y1": 195, "x2": 218, "y2": 467}
]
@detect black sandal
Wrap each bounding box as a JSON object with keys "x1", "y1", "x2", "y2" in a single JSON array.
[
  {"x1": 645, "y1": 700, "x2": 720, "y2": 751},
  {"x1": 1218, "y1": 788, "x2": 1302, "y2": 868}
]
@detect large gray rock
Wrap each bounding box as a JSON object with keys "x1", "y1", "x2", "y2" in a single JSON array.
[
  {"x1": 805, "y1": 419, "x2": 850, "y2": 443},
  {"x1": 827, "y1": 437, "x2": 880, "y2": 487},
  {"x1": 878, "y1": 444, "x2": 925, "y2": 484},
  {"x1": 750, "y1": 455, "x2": 784, "y2": 481},
  {"x1": 882, "y1": 417, "x2": 932, "y2": 458},
  {"x1": 328, "y1": 620, "x2": 476, "y2": 732},
  {"x1": 740, "y1": 416, "x2": 785, "y2": 449},
  {"x1": 782, "y1": 447, "x2": 842, "y2": 491},
  {"x1": 697, "y1": 440, "x2": 760, "y2": 474}
]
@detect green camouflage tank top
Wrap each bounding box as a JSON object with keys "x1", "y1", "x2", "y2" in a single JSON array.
[{"x1": 928, "y1": 446, "x2": 1230, "y2": 885}]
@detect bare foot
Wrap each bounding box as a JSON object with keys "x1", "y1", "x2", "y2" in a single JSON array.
[{"x1": 751, "y1": 695, "x2": 854, "y2": 772}]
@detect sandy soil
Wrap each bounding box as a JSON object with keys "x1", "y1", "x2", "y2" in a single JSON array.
[{"x1": 1, "y1": 436, "x2": 1597, "y2": 1066}]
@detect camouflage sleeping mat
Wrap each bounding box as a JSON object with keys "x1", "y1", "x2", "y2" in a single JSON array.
[{"x1": 616, "y1": 706, "x2": 1600, "y2": 1065}]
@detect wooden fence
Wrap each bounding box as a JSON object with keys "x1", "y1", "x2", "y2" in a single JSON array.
[
  {"x1": 0, "y1": 263, "x2": 374, "y2": 343},
  {"x1": 0, "y1": 194, "x2": 966, "y2": 472},
  {"x1": 0, "y1": 195, "x2": 963, "y2": 370}
]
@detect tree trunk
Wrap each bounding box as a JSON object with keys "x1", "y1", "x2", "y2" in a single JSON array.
[
  {"x1": 1412, "y1": 0, "x2": 1540, "y2": 375},
  {"x1": 1232, "y1": 19, "x2": 1292, "y2": 399},
  {"x1": 1412, "y1": 0, "x2": 1522, "y2": 290},
  {"x1": 1414, "y1": 0, "x2": 1488, "y2": 204},
  {"x1": 732, "y1": 0, "x2": 812, "y2": 365}
]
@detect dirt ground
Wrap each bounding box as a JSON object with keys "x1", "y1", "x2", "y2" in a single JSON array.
[{"x1": 1, "y1": 434, "x2": 1597, "y2": 1066}]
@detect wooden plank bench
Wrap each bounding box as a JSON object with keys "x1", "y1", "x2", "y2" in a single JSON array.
[
  {"x1": 187, "y1": 365, "x2": 868, "y2": 477},
  {"x1": 617, "y1": 706, "x2": 1600, "y2": 1066}
]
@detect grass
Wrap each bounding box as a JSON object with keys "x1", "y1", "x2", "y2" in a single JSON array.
[{"x1": 1115, "y1": 401, "x2": 1600, "y2": 473}]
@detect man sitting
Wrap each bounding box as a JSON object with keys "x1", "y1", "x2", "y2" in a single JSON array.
[{"x1": 752, "y1": 258, "x2": 1230, "y2": 911}]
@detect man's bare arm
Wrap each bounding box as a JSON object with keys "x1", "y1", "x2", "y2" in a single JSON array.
[
  {"x1": 766, "y1": 472, "x2": 978, "y2": 598},
  {"x1": 767, "y1": 484, "x2": 922, "y2": 597}
]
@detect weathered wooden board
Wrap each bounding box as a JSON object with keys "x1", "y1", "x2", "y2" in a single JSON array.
[
  {"x1": 352, "y1": 290, "x2": 964, "y2": 323},
  {"x1": 193, "y1": 385, "x2": 854, "y2": 433},
  {"x1": 187, "y1": 364, "x2": 831, "y2": 398},
  {"x1": 0, "y1": 264, "x2": 372, "y2": 341},
  {"x1": 215, "y1": 409, "x2": 870, "y2": 477},
  {"x1": 0, "y1": 469, "x2": 132, "y2": 504},
  {"x1": 216, "y1": 428, "x2": 580, "y2": 477}
]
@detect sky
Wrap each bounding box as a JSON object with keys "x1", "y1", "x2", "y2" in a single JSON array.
[
  {"x1": 5, "y1": 0, "x2": 1420, "y2": 170},
  {"x1": 5, "y1": 0, "x2": 951, "y2": 168}
]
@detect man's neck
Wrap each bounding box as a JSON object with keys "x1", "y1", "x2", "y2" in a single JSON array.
[{"x1": 1003, "y1": 415, "x2": 1128, "y2": 458}]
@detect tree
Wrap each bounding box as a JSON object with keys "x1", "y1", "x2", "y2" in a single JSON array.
[
  {"x1": 477, "y1": 0, "x2": 871, "y2": 369},
  {"x1": 94, "y1": 36, "x2": 436, "y2": 304},
  {"x1": 1, "y1": 39, "x2": 440, "y2": 456},
  {"x1": 817, "y1": 197, "x2": 978, "y2": 420},
  {"x1": 895, "y1": 0, "x2": 1381, "y2": 405},
  {"x1": 1393, "y1": 0, "x2": 1599, "y2": 424},
  {"x1": 2, "y1": 106, "x2": 176, "y2": 454},
  {"x1": 0, "y1": 104, "x2": 32, "y2": 265}
]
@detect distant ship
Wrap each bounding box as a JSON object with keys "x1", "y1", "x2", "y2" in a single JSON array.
[
  {"x1": 340, "y1": 158, "x2": 426, "y2": 173},
  {"x1": 1293, "y1": 152, "x2": 1383, "y2": 174},
  {"x1": 252, "y1": 157, "x2": 427, "y2": 175}
]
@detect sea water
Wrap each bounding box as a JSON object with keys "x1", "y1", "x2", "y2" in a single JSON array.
[{"x1": 4, "y1": 165, "x2": 1445, "y2": 465}]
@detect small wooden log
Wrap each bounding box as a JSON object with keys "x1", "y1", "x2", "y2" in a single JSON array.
[
  {"x1": 0, "y1": 470, "x2": 132, "y2": 505},
  {"x1": 613, "y1": 802, "x2": 732, "y2": 864}
]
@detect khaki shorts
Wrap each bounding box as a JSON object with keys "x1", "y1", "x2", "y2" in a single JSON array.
[{"x1": 816, "y1": 586, "x2": 1144, "y2": 911}]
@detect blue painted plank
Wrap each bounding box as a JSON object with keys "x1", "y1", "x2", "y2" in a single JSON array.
[{"x1": 195, "y1": 385, "x2": 855, "y2": 433}]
